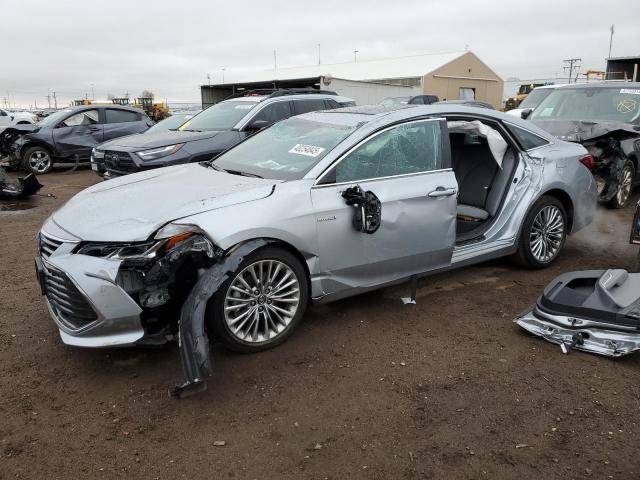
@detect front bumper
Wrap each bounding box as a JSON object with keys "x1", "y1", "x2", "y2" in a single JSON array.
[
  {"x1": 516, "y1": 307, "x2": 640, "y2": 357},
  {"x1": 37, "y1": 237, "x2": 144, "y2": 347}
]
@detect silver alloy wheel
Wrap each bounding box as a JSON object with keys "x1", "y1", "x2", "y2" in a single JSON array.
[
  {"x1": 28, "y1": 150, "x2": 51, "y2": 173},
  {"x1": 616, "y1": 165, "x2": 633, "y2": 207},
  {"x1": 529, "y1": 205, "x2": 565, "y2": 263},
  {"x1": 224, "y1": 259, "x2": 301, "y2": 343}
]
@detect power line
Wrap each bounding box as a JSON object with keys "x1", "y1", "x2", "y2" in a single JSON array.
[{"x1": 562, "y1": 58, "x2": 581, "y2": 84}]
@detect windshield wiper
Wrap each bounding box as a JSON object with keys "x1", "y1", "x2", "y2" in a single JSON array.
[
  {"x1": 224, "y1": 169, "x2": 263, "y2": 179},
  {"x1": 203, "y1": 163, "x2": 263, "y2": 178}
]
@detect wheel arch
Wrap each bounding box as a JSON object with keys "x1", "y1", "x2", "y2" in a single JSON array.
[
  {"x1": 538, "y1": 188, "x2": 574, "y2": 233},
  {"x1": 229, "y1": 237, "x2": 313, "y2": 301},
  {"x1": 21, "y1": 141, "x2": 55, "y2": 158}
]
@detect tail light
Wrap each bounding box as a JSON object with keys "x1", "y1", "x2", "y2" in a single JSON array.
[{"x1": 579, "y1": 154, "x2": 595, "y2": 171}]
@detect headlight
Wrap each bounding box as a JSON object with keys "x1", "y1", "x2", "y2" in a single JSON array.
[
  {"x1": 75, "y1": 227, "x2": 197, "y2": 260},
  {"x1": 136, "y1": 143, "x2": 184, "y2": 161},
  {"x1": 92, "y1": 148, "x2": 105, "y2": 159}
]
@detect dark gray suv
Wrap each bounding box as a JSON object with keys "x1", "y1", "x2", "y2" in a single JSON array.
[{"x1": 93, "y1": 89, "x2": 353, "y2": 178}]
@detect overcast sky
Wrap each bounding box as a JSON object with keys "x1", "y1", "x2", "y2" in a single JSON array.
[{"x1": 1, "y1": 0, "x2": 638, "y2": 108}]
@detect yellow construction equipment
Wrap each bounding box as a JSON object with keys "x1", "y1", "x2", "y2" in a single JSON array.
[
  {"x1": 505, "y1": 83, "x2": 545, "y2": 111},
  {"x1": 132, "y1": 97, "x2": 170, "y2": 121}
]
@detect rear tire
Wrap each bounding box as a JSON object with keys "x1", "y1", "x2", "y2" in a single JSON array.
[
  {"x1": 515, "y1": 196, "x2": 567, "y2": 269},
  {"x1": 606, "y1": 160, "x2": 634, "y2": 209},
  {"x1": 22, "y1": 146, "x2": 53, "y2": 174},
  {"x1": 208, "y1": 246, "x2": 309, "y2": 353}
]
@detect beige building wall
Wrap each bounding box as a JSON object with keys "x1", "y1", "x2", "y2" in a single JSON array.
[{"x1": 422, "y1": 52, "x2": 503, "y2": 108}]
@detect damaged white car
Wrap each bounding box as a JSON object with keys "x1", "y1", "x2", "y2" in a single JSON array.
[{"x1": 36, "y1": 104, "x2": 597, "y2": 394}]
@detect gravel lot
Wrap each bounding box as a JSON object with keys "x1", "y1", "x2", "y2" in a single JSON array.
[{"x1": 1, "y1": 166, "x2": 640, "y2": 479}]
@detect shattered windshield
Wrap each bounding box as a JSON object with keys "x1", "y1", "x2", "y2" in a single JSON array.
[
  {"x1": 518, "y1": 88, "x2": 554, "y2": 109},
  {"x1": 37, "y1": 109, "x2": 74, "y2": 128},
  {"x1": 179, "y1": 100, "x2": 259, "y2": 131},
  {"x1": 212, "y1": 116, "x2": 357, "y2": 180},
  {"x1": 530, "y1": 87, "x2": 640, "y2": 124}
]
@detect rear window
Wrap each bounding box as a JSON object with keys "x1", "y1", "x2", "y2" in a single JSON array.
[
  {"x1": 105, "y1": 109, "x2": 139, "y2": 123},
  {"x1": 292, "y1": 99, "x2": 328, "y2": 115},
  {"x1": 508, "y1": 124, "x2": 549, "y2": 150}
]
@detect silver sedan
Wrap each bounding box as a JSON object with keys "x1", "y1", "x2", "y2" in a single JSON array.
[{"x1": 37, "y1": 104, "x2": 597, "y2": 353}]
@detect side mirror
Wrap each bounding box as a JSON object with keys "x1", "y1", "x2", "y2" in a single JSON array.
[
  {"x1": 10, "y1": 116, "x2": 14, "y2": 121},
  {"x1": 521, "y1": 109, "x2": 533, "y2": 120},
  {"x1": 245, "y1": 119, "x2": 271, "y2": 131}
]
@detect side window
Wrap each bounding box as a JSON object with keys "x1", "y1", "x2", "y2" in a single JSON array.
[
  {"x1": 334, "y1": 120, "x2": 442, "y2": 183},
  {"x1": 0, "y1": 110, "x2": 7, "y2": 117},
  {"x1": 508, "y1": 124, "x2": 549, "y2": 150},
  {"x1": 292, "y1": 99, "x2": 327, "y2": 115},
  {"x1": 105, "y1": 109, "x2": 139, "y2": 124},
  {"x1": 61, "y1": 109, "x2": 99, "y2": 127},
  {"x1": 325, "y1": 99, "x2": 341, "y2": 109},
  {"x1": 252, "y1": 101, "x2": 292, "y2": 124}
]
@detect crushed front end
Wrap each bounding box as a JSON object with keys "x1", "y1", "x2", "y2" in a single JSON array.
[{"x1": 36, "y1": 218, "x2": 222, "y2": 348}]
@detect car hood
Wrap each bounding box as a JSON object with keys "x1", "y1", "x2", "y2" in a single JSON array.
[
  {"x1": 98, "y1": 129, "x2": 224, "y2": 151},
  {"x1": 51, "y1": 164, "x2": 280, "y2": 242},
  {"x1": 530, "y1": 119, "x2": 639, "y2": 143}
]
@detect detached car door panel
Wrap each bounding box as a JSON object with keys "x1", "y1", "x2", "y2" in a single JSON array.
[
  {"x1": 53, "y1": 109, "x2": 103, "y2": 160},
  {"x1": 311, "y1": 118, "x2": 457, "y2": 294}
]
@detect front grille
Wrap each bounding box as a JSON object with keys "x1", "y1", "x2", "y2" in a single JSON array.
[
  {"x1": 104, "y1": 151, "x2": 137, "y2": 173},
  {"x1": 42, "y1": 261, "x2": 98, "y2": 330},
  {"x1": 39, "y1": 232, "x2": 63, "y2": 259}
]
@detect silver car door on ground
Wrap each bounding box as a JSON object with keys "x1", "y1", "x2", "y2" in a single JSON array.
[{"x1": 310, "y1": 118, "x2": 457, "y2": 295}]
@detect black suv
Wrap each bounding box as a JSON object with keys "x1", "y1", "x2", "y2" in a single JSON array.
[
  {"x1": 94, "y1": 89, "x2": 353, "y2": 178},
  {"x1": 1, "y1": 105, "x2": 153, "y2": 174}
]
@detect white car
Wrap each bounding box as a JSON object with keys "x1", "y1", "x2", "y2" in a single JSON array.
[{"x1": 0, "y1": 108, "x2": 39, "y2": 133}]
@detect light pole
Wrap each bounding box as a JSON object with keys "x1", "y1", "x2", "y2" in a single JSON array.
[
  {"x1": 91, "y1": 83, "x2": 95, "y2": 100},
  {"x1": 353, "y1": 49, "x2": 359, "y2": 63},
  {"x1": 221, "y1": 67, "x2": 226, "y2": 84},
  {"x1": 318, "y1": 43, "x2": 321, "y2": 65}
]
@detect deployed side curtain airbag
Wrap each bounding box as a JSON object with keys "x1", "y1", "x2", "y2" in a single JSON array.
[{"x1": 447, "y1": 120, "x2": 508, "y2": 168}]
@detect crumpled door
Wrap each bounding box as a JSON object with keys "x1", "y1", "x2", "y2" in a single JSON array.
[{"x1": 53, "y1": 109, "x2": 103, "y2": 160}]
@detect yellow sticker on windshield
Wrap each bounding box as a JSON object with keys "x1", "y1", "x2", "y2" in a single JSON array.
[{"x1": 617, "y1": 99, "x2": 636, "y2": 113}]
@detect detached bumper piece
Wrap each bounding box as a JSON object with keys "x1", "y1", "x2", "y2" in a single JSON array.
[
  {"x1": 516, "y1": 269, "x2": 640, "y2": 357},
  {"x1": 171, "y1": 239, "x2": 271, "y2": 398},
  {"x1": 0, "y1": 165, "x2": 42, "y2": 198}
]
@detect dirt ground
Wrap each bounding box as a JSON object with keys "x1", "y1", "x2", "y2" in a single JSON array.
[{"x1": 1, "y1": 166, "x2": 640, "y2": 479}]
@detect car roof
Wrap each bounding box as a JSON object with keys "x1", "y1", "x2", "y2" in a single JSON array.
[
  {"x1": 61, "y1": 104, "x2": 143, "y2": 114},
  {"x1": 302, "y1": 104, "x2": 556, "y2": 138}
]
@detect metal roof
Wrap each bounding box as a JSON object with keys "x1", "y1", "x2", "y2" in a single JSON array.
[{"x1": 231, "y1": 51, "x2": 469, "y2": 84}]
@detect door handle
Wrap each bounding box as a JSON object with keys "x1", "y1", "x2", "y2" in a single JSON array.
[{"x1": 428, "y1": 187, "x2": 456, "y2": 198}]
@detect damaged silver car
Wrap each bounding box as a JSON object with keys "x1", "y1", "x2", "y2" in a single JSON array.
[
  {"x1": 36, "y1": 104, "x2": 597, "y2": 394},
  {"x1": 529, "y1": 82, "x2": 640, "y2": 208}
]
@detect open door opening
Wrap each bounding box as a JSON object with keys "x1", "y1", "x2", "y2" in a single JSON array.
[{"x1": 448, "y1": 120, "x2": 518, "y2": 242}]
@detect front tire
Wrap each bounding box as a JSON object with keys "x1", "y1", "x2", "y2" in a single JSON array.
[
  {"x1": 22, "y1": 146, "x2": 53, "y2": 174},
  {"x1": 515, "y1": 196, "x2": 567, "y2": 269},
  {"x1": 208, "y1": 246, "x2": 309, "y2": 353}
]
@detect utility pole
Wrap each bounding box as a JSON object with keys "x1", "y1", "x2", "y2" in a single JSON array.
[
  {"x1": 221, "y1": 67, "x2": 225, "y2": 84},
  {"x1": 608, "y1": 24, "x2": 614, "y2": 59},
  {"x1": 317, "y1": 43, "x2": 321, "y2": 65},
  {"x1": 207, "y1": 73, "x2": 211, "y2": 86},
  {"x1": 273, "y1": 50, "x2": 277, "y2": 70},
  {"x1": 91, "y1": 83, "x2": 95, "y2": 100},
  {"x1": 562, "y1": 58, "x2": 581, "y2": 84},
  {"x1": 354, "y1": 49, "x2": 359, "y2": 62},
  {"x1": 46, "y1": 89, "x2": 51, "y2": 109},
  {"x1": 52, "y1": 91, "x2": 57, "y2": 109}
]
